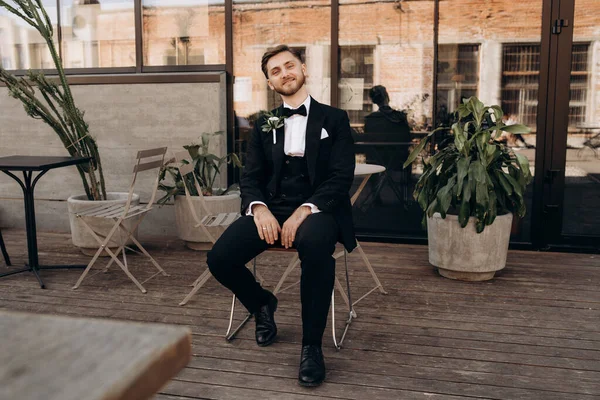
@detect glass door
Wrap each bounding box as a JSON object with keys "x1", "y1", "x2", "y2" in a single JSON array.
[
  {"x1": 536, "y1": 0, "x2": 600, "y2": 249},
  {"x1": 559, "y1": 0, "x2": 600, "y2": 245}
]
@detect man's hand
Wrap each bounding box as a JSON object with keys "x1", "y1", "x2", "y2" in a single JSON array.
[
  {"x1": 253, "y1": 204, "x2": 281, "y2": 245},
  {"x1": 281, "y1": 206, "x2": 312, "y2": 248}
]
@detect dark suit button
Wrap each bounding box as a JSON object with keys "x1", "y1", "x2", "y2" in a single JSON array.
[
  {"x1": 282, "y1": 194, "x2": 287, "y2": 198},
  {"x1": 283, "y1": 176, "x2": 288, "y2": 180},
  {"x1": 285, "y1": 160, "x2": 290, "y2": 164},
  {"x1": 300, "y1": 174, "x2": 305, "y2": 178}
]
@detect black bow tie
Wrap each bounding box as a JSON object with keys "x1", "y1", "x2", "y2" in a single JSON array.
[{"x1": 282, "y1": 104, "x2": 307, "y2": 118}]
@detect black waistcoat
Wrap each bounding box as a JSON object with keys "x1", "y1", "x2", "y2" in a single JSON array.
[{"x1": 269, "y1": 155, "x2": 312, "y2": 216}]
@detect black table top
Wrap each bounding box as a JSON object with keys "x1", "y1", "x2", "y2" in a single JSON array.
[{"x1": 0, "y1": 156, "x2": 91, "y2": 171}]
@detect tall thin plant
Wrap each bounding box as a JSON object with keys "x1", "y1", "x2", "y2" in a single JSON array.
[{"x1": 0, "y1": 0, "x2": 106, "y2": 200}]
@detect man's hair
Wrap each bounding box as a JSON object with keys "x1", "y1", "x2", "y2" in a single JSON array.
[
  {"x1": 261, "y1": 45, "x2": 304, "y2": 79},
  {"x1": 369, "y1": 85, "x2": 390, "y2": 106}
]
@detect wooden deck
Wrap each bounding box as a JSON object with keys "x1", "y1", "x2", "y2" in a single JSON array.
[{"x1": 0, "y1": 229, "x2": 599, "y2": 400}]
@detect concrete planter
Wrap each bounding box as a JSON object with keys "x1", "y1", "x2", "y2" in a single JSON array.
[
  {"x1": 174, "y1": 192, "x2": 241, "y2": 250},
  {"x1": 427, "y1": 212, "x2": 513, "y2": 281},
  {"x1": 67, "y1": 192, "x2": 140, "y2": 256}
]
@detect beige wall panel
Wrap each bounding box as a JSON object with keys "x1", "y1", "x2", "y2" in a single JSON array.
[{"x1": 0, "y1": 73, "x2": 226, "y2": 237}]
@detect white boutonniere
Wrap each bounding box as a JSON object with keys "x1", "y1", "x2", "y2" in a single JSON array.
[{"x1": 261, "y1": 110, "x2": 286, "y2": 144}]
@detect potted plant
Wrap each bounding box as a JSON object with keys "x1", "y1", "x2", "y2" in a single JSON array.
[
  {"x1": 159, "y1": 132, "x2": 242, "y2": 250},
  {"x1": 404, "y1": 96, "x2": 532, "y2": 281},
  {"x1": 0, "y1": 0, "x2": 138, "y2": 255}
]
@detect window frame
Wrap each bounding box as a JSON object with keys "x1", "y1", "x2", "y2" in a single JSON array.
[
  {"x1": 436, "y1": 43, "x2": 480, "y2": 113},
  {"x1": 1, "y1": 0, "x2": 227, "y2": 76}
]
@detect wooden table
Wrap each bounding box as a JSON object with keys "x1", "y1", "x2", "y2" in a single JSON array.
[
  {"x1": 0, "y1": 156, "x2": 91, "y2": 288},
  {"x1": 0, "y1": 311, "x2": 191, "y2": 400}
]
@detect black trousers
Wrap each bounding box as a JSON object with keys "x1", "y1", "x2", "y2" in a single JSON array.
[{"x1": 207, "y1": 212, "x2": 339, "y2": 345}]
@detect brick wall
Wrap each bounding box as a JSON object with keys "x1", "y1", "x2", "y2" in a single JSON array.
[{"x1": 226, "y1": 0, "x2": 599, "y2": 125}]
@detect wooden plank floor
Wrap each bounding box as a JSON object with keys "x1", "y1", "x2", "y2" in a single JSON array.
[{"x1": 0, "y1": 229, "x2": 599, "y2": 400}]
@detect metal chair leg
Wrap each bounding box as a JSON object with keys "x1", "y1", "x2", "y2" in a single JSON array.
[{"x1": 332, "y1": 250, "x2": 356, "y2": 350}]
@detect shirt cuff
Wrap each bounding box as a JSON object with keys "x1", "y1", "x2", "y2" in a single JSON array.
[
  {"x1": 246, "y1": 201, "x2": 268, "y2": 216},
  {"x1": 301, "y1": 203, "x2": 321, "y2": 214}
]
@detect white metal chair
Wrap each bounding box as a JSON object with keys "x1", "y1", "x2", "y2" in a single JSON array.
[
  {"x1": 226, "y1": 246, "x2": 357, "y2": 350},
  {"x1": 172, "y1": 150, "x2": 356, "y2": 348},
  {"x1": 172, "y1": 151, "x2": 248, "y2": 306},
  {"x1": 273, "y1": 165, "x2": 388, "y2": 309},
  {"x1": 0, "y1": 228, "x2": 11, "y2": 266},
  {"x1": 272, "y1": 240, "x2": 386, "y2": 311},
  {"x1": 72, "y1": 147, "x2": 169, "y2": 293}
]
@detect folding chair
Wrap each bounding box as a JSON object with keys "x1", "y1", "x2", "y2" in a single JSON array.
[
  {"x1": 0, "y1": 228, "x2": 11, "y2": 266},
  {"x1": 172, "y1": 151, "x2": 258, "y2": 306},
  {"x1": 226, "y1": 246, "x2": 357, "y2": 350},
  {"x1": 273, "y1": 165, "x2": 388, "y2": 309},
  {"x1": 72, "y1": 147, "x2": 169, "y2": 293},
  {"x1": 273, "y1": 240, "x2": 386, "y2": 310}
]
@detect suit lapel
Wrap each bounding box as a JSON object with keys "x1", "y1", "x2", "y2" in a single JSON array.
[
  {"x1": 305, "y1": 97, "x2": 325, "y2": 185},
  {"x1": 271, "y1": 105, "x2": 285, "y2": 180}
]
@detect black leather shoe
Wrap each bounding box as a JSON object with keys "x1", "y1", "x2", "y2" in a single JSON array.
[
  {"x1": 298, "y1": 344, "x2": 326, "y2": 387},
  {"x1": 254, "y1": 292, "x2": 277, "y2": 346}
]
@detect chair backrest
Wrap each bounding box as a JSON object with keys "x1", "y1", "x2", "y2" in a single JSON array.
[
  {"x1": 173, "y1": 151, "x2": 212, "y2": 226},
  {"x1": 125, "y1": 147, "x2": 168, "y2": 214}
]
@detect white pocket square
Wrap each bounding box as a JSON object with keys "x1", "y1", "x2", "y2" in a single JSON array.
[{"x1": 320, "y1": 128, "x2": 329, "y2": 139}]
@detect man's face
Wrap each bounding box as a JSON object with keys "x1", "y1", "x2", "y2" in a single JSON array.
[{"x1": 266, "y1": 51, "x2": 306, "y2": 96}]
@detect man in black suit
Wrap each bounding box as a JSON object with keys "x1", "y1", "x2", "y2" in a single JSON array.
[{"x1": 207, "y1": 45, "x2": 356, "y2": 387}]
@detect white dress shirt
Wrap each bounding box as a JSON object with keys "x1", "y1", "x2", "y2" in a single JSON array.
[
  {"x1": 247, "y1": 95, "x2": 320, "y2": 216},
  {"x1": 283, "y1": 96, "x2": 311, "y2": 156}
]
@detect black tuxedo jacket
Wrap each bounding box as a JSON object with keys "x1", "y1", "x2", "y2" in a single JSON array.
[{"x1": 240, "y1": 97, "x2": 357, "y2": 252}]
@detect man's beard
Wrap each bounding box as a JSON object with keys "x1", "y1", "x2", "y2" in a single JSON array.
[{"x1": 273, "y1": 73, "x2": 306, "y2": 96}]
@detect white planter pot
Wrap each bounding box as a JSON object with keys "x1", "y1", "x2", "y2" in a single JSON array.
[
  {"x1": 427, "y1": 212, "x2": 513, "y2": 281},
  {"x1": 67, "y1": 192, "x2": 140, "y2": 256},
  {"x1": 174, "y1": 192, "x2": 241, "y2": 251}
]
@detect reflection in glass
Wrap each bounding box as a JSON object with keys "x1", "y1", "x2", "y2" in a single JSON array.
[
  {"x1": 339, "y1": 0, "x2": 434, "y2": 237},
  {"x1": 0, "y1": 0, "x2": 58, "y2": 69},
  {"x1": 561, "y1": 5, "x2": 600, "y2": 236},
  {"x1": 437, "y1": 44, "x2": 479, "y2": 114},
  {"x1": 142, "y1": 0, "x2": 225, "y2": 66},
  {"x1": 60, "y1": 0, "x2": 135, "y2": 68},
  {"x1": 232, "y1": 0, "x2": 331, "y2": 178},
  {"x1": 436, "y1": 0, "x2": 543, "y2": 243}
]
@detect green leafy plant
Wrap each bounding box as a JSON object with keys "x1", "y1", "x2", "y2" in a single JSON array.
[
  {"x1": 404, "y1": 96, "x2": 533, "y2": 233},
  {"x1": 158, "y1": 132, "x2": 242, "y2": 204},
  {"x1": 0, "y1": 0, "x2": 106, "y2": 200}
]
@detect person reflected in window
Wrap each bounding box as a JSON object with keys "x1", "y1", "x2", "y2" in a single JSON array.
[
  {"x1": 359, "y1": 85, "x2": 412, "y2": 204},
  {"x1": 363, "y1": 85, "x2": 411, "y2": 143}
]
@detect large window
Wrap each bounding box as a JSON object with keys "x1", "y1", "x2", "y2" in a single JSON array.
[
  {"x1": 569, "y1": 43, "x2": 590, "y2": 126},
  {"x1": 1, "y1": 0, "x2": 225, "y2": 71},
  {"x1": 0, "y1": 0, "x2": 58, "y2": 70},
  {"x1": 437, "y1": 44, "x2": 479, "y2": 114},
  {"x1": 61, "y1": 0, "x2": 135, "y2": 68},
  {"x1": 142, "y1": 0, "x2": 225, "y2": 66},
  {"x1": 501, "y1": 44, "x2": 541, "y2": 128},
  {"x1": 232, "y1": 0, "x2": 331, "y2": 118},
  {"x1": 338, "y1": 0, "x2": 435, "y2": 237},
  {"x1": 339, "y1": 45, "x2": 375, "y2": 126},
  {"x1": 501, "y1": 43, "x2": 590, "y2": 129}
]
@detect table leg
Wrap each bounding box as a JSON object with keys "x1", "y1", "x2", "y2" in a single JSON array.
[
  {"x1": 1, "y1": 169, "x2": 85, "y2": 288},
  {"x1": 0, "y1": 229, "x2": 11, "y2": 266},
  {"x1": 23, "y1": 170, "x2": 45, "y2": 287}
]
